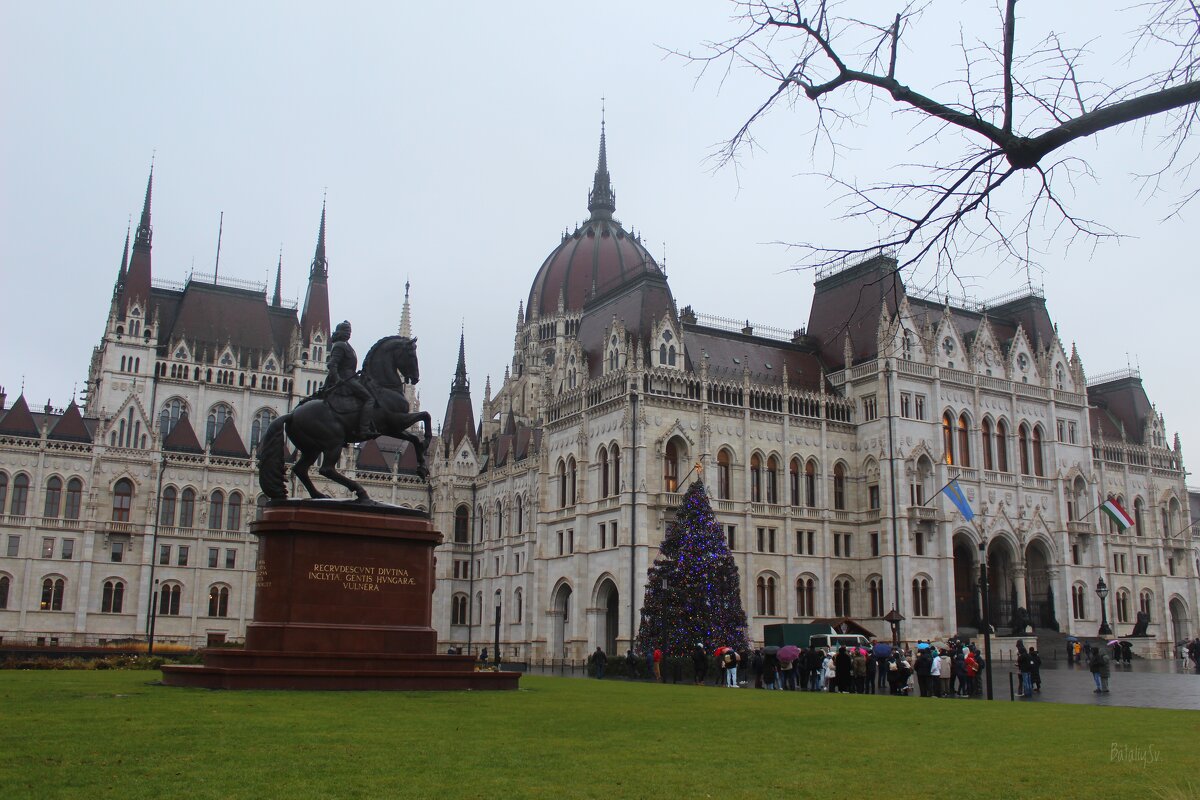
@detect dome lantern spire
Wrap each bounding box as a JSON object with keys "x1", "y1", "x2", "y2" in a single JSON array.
[{"x1": 587, "y1": 103, "x2": 615, "y2": 220}]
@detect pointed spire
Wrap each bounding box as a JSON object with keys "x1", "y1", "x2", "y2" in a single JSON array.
[
  {"x1": 452, "y1": 329, "x2": 468, "y2": 391},
  {"x1": 116, "y1": 223, "x2": 130, "y2": 290},
  {"x1": 310, "y1": 196, "x2": 328, "y2": 280},
  {"x1": 587, "y1": 107, "x2": 616, "y2": 220},
  {"x1": 398, "y1": 280, "x2": 412, "y2": 338},
  {"x1": 272, "y1": 249, "x2": 283, "y2": 307},
  {"x1": 135, "y1": 159, "x2": 153, "y2": 250}
]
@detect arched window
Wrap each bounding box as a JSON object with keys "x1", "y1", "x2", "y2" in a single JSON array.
[
  {"x1": 664, "y1": 441, "x2": 680, "y2": 493},
  {"x1": 717, "y1": 449, "x2": 732, "y2": 500},
  {"x1": 159, "y1": 486, "x2": 177, "y2": 526},
  {"x1": 833, "y1": 463, "x2": 846, "y2": 510},
  {"x1": 981, "y1": 418, "x2": 994, "y2": 471},
  {"x1": 557, "y1": 459, "x2": 567, "y2": 508},
  {"x1": 64, "y1": 478, "x2": 82, "y2": 520},
  {"x1": 208, "y1": 585, "x2": 230, "y2": 617},
  {"x1": 250, "y1": 408, "x2": 277, "y2": 451},
  {"x1": 766, "y1": 456, "x2": 779, "y2": 504},
  {"x1": 833, "y1": 579, "x2": 852, "y2": 617},
  {"x1": 942, "y1": 412, "x2": 956, "y2": 465},
  {"x1": 516, "y1": 495, "x2": 524, "y2": 533},
  {"x1": 495, "y1": 500, "x2": 504, "y2": 538},
  {"x1": 43, "y1": 477, "x2": 62, "y2": 518},
  {"x1": 756, "y1": 575, "x2": 777, "y2": 616},
  {"x1": 179, "y1": 488, "x2": 196, "y2": 528},
  {"x1": 912, "y1": 578, "x2": 930, "y2": 616},
  {"x1": 869, "y1": 578, "x2": 882, "y2": 617},
  {"x1": 957, "y1": 414, "x2": 971, "y2": 468},
  {"x1": 1071, "y1": 584, "x2": 1087, "y2": 620},
  {"x1": 750, "y1": 454, "x2": 763, "y2": 503},
  {"x1": 1134, "y1": 498, "x2": 1145, "y2": 537},
  {"x1": 1032, "y1": 426, "x2": 1044, "y2": 477},
  {"x1": 159, "y1": 398, "x2": 186, "y2": 436},
  {"x1": 206, "y1": 403, "x2": 232, "y2": 445},
  {"x1": 255, "y1": 494, "x2": 268, "y2": 521},
  {"x1": 454, "y1": 505, "x2": 470, "y2": 543},
  {"x1": 611, "y1": 445, "x2": 621, "y2": 496},
  {"x1": 208, "y1": 490, "x2": 225, "y2": 530},
  {"x1": 599, "y1": 446, "x2": 610, "y2": 498},
  {"x1": 102, "y1": 580, "x2": 125, "y2": 613},
  {"x1": 789, "y1": 457, "x2": 801, "y2": 506},
  {"x1": 796, "y1": 577, "x2": 815, "y2": 617},
  {"x1": 1018, "y1": 424, "x2": 1031, "y2": 475},
  {"x1": 226, "y1": 492, "x2": 242, "y2": 531},
  {"x1": 10, "y1": 473, "x2": 30, "y2": 516},
  {"x1": 996, "y1": 420, "x2": 1010, "y2": 472},
  {"x1": 0, "y1": 575, "x2": 10, "y2": 610},
  {"x1": 475, "y1": 592, "x2": 483, "y2": 625},
  {"x1": 567, "y1": 457, "x2": 577, "y2": 505},
  {"x1": 159, "y1": 583, "x2": 182, "y2": 616},
  {"x1": 1116, "y1": 589, "x2": 1131, "y2": 624},
  {"x1": 41, "y1": 577, "x2": 66, "y2": 610},
  {"x1": 451, "y1": 594, "x2": 469, "y2": 625},
  {"x1": 805, "y1": 460, "x2": 817, "y2": 507},
  {"x1": 514, "y1": 587, "x2": 523, "y2": 623},
  {"x1": 1139, "y1": 590, "x2": 1153, "y2": 619},
  {"x1": 111, "y1": 478, "x2": 133, "y2": 522}
]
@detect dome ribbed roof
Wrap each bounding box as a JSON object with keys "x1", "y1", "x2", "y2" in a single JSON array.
[{"x1": 527, "y1": 124, "x2": 664, "y2": 317}]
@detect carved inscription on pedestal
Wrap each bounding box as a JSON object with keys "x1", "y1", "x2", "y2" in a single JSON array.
[{"x1": 306, "y1": 563, "x2": 418, "y2": 593}]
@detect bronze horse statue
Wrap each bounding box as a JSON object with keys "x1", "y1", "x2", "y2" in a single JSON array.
[{"x1": 257, "y1": 335, "x2": 431, "y2": 501}]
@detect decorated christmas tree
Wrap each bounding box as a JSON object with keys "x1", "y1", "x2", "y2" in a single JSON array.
[{"x1": 636, "y1": 478, "x2": 749, "y2": 656}]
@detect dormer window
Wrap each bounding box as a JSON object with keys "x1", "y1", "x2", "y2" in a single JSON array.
[
  {"x1": 942, "y1": 337, "x2": 955, "y2": 356},
  {"x1": 175, "y1": 347, "x2": 187, "y2": 360},
  {"x1": 659, "y1": 330, "x2": 677, "y2": 367},
  {"x1": 1055, "y1": 363, "x2": 1065, "y2": 390},
  {"x1": 901, "y1": 333, "x2": 913, "y2": 360},
  {"x1": 264, "y1": 360, "x2": 276, "y2": 373},
  {"x1": 1017, "y1": 353, "x2": 1029, "y2": 372},
  {"x1": 220, "y1": 353, "x2": 233, "y2": 366}
]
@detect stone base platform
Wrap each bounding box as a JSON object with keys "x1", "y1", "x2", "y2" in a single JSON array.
[
  {"x1": 161, "y1": 501, "x2": 519, "y2": 692},
  {"x1": 162, "y1": 651, "x2": 519, "y2": 691}
]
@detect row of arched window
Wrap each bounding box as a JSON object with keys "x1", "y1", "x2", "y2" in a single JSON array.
[
  {"x1": 0, "y1": 473, "x2": 86, "y2": 519},
  {"x1": 454, "y1": 496, "x2": 530, "y2": 544},
  {"x1": 159, "y1": 399, "x2": 278, "y2": 449},
  {"x1": 549, "y1": 443, "x2": 625, "y2": 509},
  {"x1": 753, "y1": 574, "x2": 933, "y2": 618},
  {"x1": 712, "y1": 448, "x2": 848, "y2": 510},
  {"x1": 0, "y1": 575, "x2": 230, "y2": 618},
  {"x1": 157, "y1": 362, "x2": 292, "y2": 393},
  {"x1": 1065, "y1": 484, "x2": 1186, "y2": 539},
  {"x1": 942, "y1": 412, "x2": 1046, "y2": 476},
  {"x1": 450, "y1": 588, "x2": 525, "y2": 626},
  {"x1": 1071, "y1": 583, "x2": 1155, "y2": 623},
  {"x1": 160, "y1": 487, "x2": 268, "y2": 531}
]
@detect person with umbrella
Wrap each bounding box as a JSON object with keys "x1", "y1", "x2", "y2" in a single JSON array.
[
  {"x1": 1090, "y1": 642, "x2": 1112, "y2": 693},
  {"x1": 872, "y1": 640, "x2": 892, "y2": 690},
  {"x1": 778, "y1": 645, "x2": 800, "y2": 690}
]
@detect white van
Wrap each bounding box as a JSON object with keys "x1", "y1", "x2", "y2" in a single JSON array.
[{"x1": 809, "y1": 633, "x2": 871, "y2": 651}]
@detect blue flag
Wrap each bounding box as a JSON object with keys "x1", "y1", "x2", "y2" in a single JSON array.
[{"x1": 943, "y1": 479, "x2": 974, "y2": 521}]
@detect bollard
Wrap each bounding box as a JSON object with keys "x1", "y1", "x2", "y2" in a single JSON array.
[{"x1": 1008, "y1": 672, "x2": 1015, "y2": 701}]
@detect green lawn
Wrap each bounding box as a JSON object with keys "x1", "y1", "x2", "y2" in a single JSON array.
[{"x1": 1, "y1": 671, "x2": 1197, "y2": 799}]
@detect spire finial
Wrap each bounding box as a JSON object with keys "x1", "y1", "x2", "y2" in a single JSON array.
[
  {"x1": 398, "y1": 279, "x2": 413, "y2": 338},
  {"x1": 587, "y1": 104, "x2": 616, "y2": 220},
  {"x1": 116, "y1": 221, "x2": 131, "y2": 290},
  {"x1": 451, "y1": 326, "x2": 470, "y2": 393},
  {"x1": 272, "y1": 247, "x2": 283, "y2": 307}
]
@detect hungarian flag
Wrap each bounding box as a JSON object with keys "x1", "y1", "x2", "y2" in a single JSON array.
[{"x1": 1100, "y1": 496, "x2": 1133, "y2": 531}]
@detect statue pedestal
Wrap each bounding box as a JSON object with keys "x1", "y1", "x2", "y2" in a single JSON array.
[{"x1": 162, "y1": 503, "x2": 518, "y2": 691}]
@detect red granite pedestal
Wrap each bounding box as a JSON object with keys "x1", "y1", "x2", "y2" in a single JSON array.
[{"x1": 161, "y1": 503, "x2": 519, "y2": 691}]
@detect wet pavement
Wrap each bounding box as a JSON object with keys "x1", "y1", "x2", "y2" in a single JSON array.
[{"x1": 970, "y1": 658, "x2": 1200, "y2": 710}]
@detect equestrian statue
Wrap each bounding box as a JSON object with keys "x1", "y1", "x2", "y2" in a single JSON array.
[{"x1": 257, "y1": 321, "x2": 432, "y2": 501}]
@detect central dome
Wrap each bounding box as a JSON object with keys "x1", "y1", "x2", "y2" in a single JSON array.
[{"x1": 527, "y1": 126, "x2": 663, "y2": 317}]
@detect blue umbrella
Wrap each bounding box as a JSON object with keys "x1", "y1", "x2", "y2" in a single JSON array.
[
  {"x1": 1064, "y1": 635, "x2": 1079, "y2": 642},
  {"x1": 917, "y1": 641, "x2": 931, "y2": 650},
  {"x1": 872, "y1": 643, "x2": 892, "y2": 658}
]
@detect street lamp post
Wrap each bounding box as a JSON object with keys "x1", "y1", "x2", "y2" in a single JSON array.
[
  {"x1": 884, "y1": 607, "x2": 904, "y2": 649},
  {"x1": 978, "y1": 540, "x2": 994, "y2": 700},
  {"x1": 1096, "y1": 576, "x2": 1112, "y2": 636}
]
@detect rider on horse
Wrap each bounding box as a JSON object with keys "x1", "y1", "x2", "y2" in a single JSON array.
[{"x1": 323, "y1": 320, "x2": 377, "y2": 440}]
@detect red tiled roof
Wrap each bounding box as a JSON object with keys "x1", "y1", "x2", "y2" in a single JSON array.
[
  {"x1": 209, "y1": 418, "x2": 249, "y2": 458},
  {"x1": 49, "y1": 402, "x2": 92, "y2": 443},
  {"x1": 356, "y1": 439, "x2": 391, "y2": 472},
  {"x1": 442, "y1": 393, "x2": 478, "y2": 457},
  {"x1": 164, "y1": 281, "x2": 295, "y2": 362},
  {"x1": 163, "y1": 413, "x2": 203, "y2": 453},
  {"x1": 0, "y1": 395, "x2": 39, "y2": 437}
]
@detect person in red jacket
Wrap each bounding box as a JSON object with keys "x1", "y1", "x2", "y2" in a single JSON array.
[{"x1": 653, "y1": 648, "x2": 663, "y2": 681}]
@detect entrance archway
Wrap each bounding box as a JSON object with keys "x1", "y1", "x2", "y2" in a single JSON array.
[
  {"x1": 595, "y1": 579, "x2": 619, "y2": 656},
  {"x1": 1025, "y1": 539, "x2": 1057, "y2": 630},
  {"x1": 1169, "y1": 598, "x2": 1189, "y2": 645},
  {"x1": 986, "y1": 537, "x2": 1017, "y2": 629},
  {"x1": 952, "y1": 532, "x2": 979, "y2": 630},
  {"x1": 552, "y1": 583, "x2": 573, "y2": 658}
]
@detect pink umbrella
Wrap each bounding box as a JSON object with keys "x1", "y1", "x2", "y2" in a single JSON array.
[{"x1": 777, "y1": 645, "x2": 801, "y2": 663}]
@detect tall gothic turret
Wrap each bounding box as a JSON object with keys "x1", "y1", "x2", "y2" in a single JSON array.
[
  {"x1": 118, "y1": 165, "x2": 154, "y2": 317},
  {"x1": 300, "y1": 199, "x2": 330, "y2": 346},
  {"x1": 441, "y1": 331, "x2": 479, "y2": 458}
]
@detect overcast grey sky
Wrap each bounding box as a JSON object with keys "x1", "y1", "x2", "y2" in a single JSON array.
[{"x1": 1, "y1": 2, "x2": 1195, "y2": 473}]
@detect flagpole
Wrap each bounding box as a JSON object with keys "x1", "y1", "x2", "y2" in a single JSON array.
[{"x1": 921, "y1": 476, "x2": 960, "y2": 508}]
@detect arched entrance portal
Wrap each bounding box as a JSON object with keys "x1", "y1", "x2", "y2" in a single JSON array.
[
  {"x1": 596, "y1": 579, "x2": 620, "y2": 656},
  {"x1": 1169, "y1": 598, "x2": 1189, "y2": 645},
  {"x1": 987, "y1": 538, "x2": 1017, "y2": 629},
  {"x1": 952, "y1": 533, "x2": 979, "y2": 630},
  {"x1": 1025, "y1": 540, "x2": 1057, "y2": 630},
  {"x1": 552, "y1": 583, "x2": 573, "y2": 659}
]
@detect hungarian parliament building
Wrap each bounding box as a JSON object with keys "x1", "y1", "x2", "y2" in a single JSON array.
[{"x1": 1, "y1": 134, "x2": 1196, "y2": 659}]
